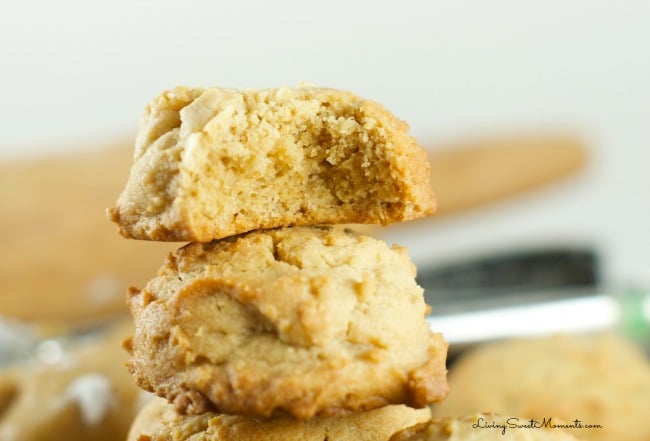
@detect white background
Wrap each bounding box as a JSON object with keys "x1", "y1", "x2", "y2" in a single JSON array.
[{"x1": 1, "y1": 0, "x2": 648, "y2": 285}]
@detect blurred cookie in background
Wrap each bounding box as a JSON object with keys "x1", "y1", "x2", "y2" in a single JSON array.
[
  {"x1": 431, "y1": 334, "x2": 650, "y2": 441},
  {"x1": 390, "y1": 413, "x2": 583, "y2": 440},
  {"x1": 0, "y1": 318, "x2": 148, "y2": 441}
]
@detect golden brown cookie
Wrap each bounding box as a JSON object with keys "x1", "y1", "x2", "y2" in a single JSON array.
[
  {"x1": 108, "y1": 85, "x2": 435, "y2": 242},
  {"x1": 390, "y1": 413, "x2": 583, "y2": 441},
  {"x1": 126, "y1": 226, "x2": 448, "y2": 419},
  {"x1": 0, "y1": 318, "x2": 151, "y2": 441},
  {"x1": 128, "y1": 397, "x2": 431, "y2": 441},
  {"x1": 432, "y1": 334, "x2": 650, "y2": 441}
]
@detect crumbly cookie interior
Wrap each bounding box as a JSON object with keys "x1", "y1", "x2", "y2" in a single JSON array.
[{"x1": 127, "y1": 86, "x2": 421, "y2": 240}]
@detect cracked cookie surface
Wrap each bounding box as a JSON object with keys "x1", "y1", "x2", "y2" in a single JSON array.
[
  {"x1": 126, "y1": 226, "x2": 448, "y2": 419},
  {"x1": 128, "y1": 397, "x2": 431, "y2": 441}
]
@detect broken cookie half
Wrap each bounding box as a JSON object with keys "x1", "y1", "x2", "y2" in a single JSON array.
[{"x1": 109, "y1": 85, "x2": 435, "y2": 242}]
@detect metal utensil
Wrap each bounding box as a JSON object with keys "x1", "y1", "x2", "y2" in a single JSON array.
[{"x1": 421, "y1": 246, "x2": 649, "y2": 353}]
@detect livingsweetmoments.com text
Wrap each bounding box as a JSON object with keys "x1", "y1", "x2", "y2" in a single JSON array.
[{"x1": 472, "y1": 416, "x2": 604, "y2": 436}]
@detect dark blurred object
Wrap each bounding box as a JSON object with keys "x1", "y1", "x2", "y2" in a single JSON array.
[
  {"x1": 419, "y1": 247, "x2": 599, "y2": 314},
  {"x1": 421, "y1": 247, "x2": 623, "y2": 350}
]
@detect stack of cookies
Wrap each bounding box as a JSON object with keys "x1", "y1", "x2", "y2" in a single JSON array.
[{"x1": 109, "y1": 85, "x2": 450, "y2": 440}]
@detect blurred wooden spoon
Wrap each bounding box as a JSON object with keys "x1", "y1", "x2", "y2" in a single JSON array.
[
  {"x1": 0, "y1": 134, "x2": 586, "y2": 324},
  {"x1": 427, "y1": 133, "x2": 586, "y2": 216},
  {"x1": 0, "y1": 141, "x2": 176, "y2": 325}
]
